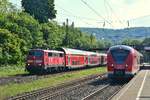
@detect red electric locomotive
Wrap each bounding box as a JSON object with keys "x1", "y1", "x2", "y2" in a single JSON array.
[
  {"x1": 26, "y1": 49, "x2": 65, "y2": 73},
  {"x1": 107, "y1": 45, "x2": 143, "y2": 79}
]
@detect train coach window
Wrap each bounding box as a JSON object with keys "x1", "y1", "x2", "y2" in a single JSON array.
[
  {"x1": 53, "y1": 53, "x2": 59, "y2": 57},
  {"x1": 56, "y1": 53, "x2": 59, "y2": 57},
  {"x1": 60, "y1": 54, "x2": 64, "y2": 57},
  {"x1": 48, "y1": 53, "x2": 53, "y2": 57}
]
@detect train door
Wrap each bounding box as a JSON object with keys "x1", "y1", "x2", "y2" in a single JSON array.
[
  {"x1": 101, "y1": 56, "x2": 104, "y2": 65},
  {"x1": 68, "y1": 55, "x2": 70, "y2": 66},
  {"x1": 48, "y1": 52, "x2": 53, "y2": 66},
  {"x1": 44, "y1": 52, "x2": 49, "y2": 66},
  {"x1": 88, "y1": 56, "x2": 90, "y2": 65}
]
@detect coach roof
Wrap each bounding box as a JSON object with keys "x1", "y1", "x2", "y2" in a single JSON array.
[
  {"x1": 30, "y1": 49, "x2": 64, "y2": 54},
  {"x1": 61, "y1": 47, "x2": 86, "y2": 55}
]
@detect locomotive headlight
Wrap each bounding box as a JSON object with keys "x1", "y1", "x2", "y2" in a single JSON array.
[
  {"x1": 111, "y1": 64, "x2": 114, "y2": 67},
  {"x1": 38, "y1": 64, "x2": 41, "y2": 66},
  {"x1": 35, "y1": 60, "x2": 42, "y2": 63},
  {"x1": 125, "y1": 64, "x2": 128, "y2": 68},
  {"x1": 27, "y1": 60, "x2": 33, "y2": 63}
]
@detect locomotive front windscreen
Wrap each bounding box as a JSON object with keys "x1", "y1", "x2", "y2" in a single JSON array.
[
  {"x1": 29, "y1": 50, "x2": 43, "y2": 57},
  {"x1": 111, "y1": 49, "x2": 130, "y2": 64}
]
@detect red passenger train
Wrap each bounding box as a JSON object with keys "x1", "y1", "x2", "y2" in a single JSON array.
[
  {"x1": 26, "y1": 48, "x2": 107, "y2": 73},
  {"x1": 107, "y1": 45, "x2": 143, "y2": 79}
]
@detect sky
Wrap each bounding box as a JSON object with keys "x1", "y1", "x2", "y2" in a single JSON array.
[{"x1": 9, "y1": 0, "x2": 150, "y2": 29}]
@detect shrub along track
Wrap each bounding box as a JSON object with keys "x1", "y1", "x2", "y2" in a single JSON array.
[
  {"x1": 6, "y1": 74, "x2": 106, "y2": 100},
  {"x1": 0, "y1": 67, "x2": 105, "y2": 86}
]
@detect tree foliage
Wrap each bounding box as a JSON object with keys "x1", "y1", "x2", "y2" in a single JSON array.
[
  {"x1": 21, "y1": 0, "x2": 56, "y2": 23},
  {"x1": 142, "y1": 38, "x2": 150, "y2": 45},
  {"x1": 0, "y1": 0, "x2": 17, "y2": 13},
  {"x1": 0, "y1": 29, "x2": 22, "y2": 64},
  {"x1": 122, "y1": 38, "x2": 142, "y2": 46}
]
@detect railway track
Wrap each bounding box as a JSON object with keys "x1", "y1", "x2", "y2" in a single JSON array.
[
  {"x1": 7, "y1": 74, "x2": 106, "y2": 100},
  {"x1": 82, "y1": 84, "x2": 110, "y2": 100},
  {"x1": 82, "y1": 81, "x2": 127, "y2": 100},
  {"x1": 6, "y1": 73, "x2": 128, "y2": 100}
]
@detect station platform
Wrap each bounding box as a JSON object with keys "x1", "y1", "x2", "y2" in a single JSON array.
[{"x1": 112, "y1": 70, "x2": 150, "y2": 100}]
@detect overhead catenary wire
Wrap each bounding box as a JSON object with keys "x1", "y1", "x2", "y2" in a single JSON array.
[
  {"x1": 104, "y1": 0, "x2": 110, "y2": 22},
  {"x1": 57, "y1": 6, "x2": 102, "y2": 21},
  {"x1": 80, "y1": 0, "x2": 114, "y2": 28},
  {"x1": 104, "y1": 0, "x2": 127, "y2": 28},
  {"x1": 57, "y1": 0, "x2": 150, "y2": 28},
  {"x1": 127, "y1": 14, "x2": 150, "y2": 27},
  {"x1": 56, "y1": 4, "x2": 99, "y2": 27}
]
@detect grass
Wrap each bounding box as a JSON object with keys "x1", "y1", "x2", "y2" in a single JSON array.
[
  {"x1": 0, "y1": 65, "x2": 28, "y2": 77},
  {"x1": 0, "y1": 67, "x2": 106, "y2": 99}
]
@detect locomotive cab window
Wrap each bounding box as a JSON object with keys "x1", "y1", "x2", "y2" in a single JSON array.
[{"x1": 29, "y1": 51, "x2": 43, "y2": 57}]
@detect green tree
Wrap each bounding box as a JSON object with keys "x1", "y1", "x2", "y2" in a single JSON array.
[
  {"x1": 41, "y1": 22, "x2": 64, "y2": 49},
  {"x1": 142, "y1": 38, "x2": 150, "y2": 46},
  {"x1": 21, "y1": 0, "x2": 57, "y2": 23},
  {"x1": 0, "y1": 29, "x2": 22, "y2": 64},
  {"x1": 4, "y1": 13, "x2": 44, "y2": 47},
  {"x1": 0, "y1": 0, "x2": 17, "y2": 13},
  {"x1": 122, "y1": 38, "x2": 142, "y2": 46}
]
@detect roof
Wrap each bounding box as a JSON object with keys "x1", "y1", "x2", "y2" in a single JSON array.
[
  {"x1": 61, "y1": 48, "x2": 86, "y2": 55},
  {"x1": 46, "y1": 50, "x2": 64, "y2": 54},
  {"x1": 109, "y1": 45, "x2": 133, "y2": 51},
  {"x1": 97, "y1": 53, "x2": 107, "y2": 56},
  {"x1": 86, "y1": 51, "x2": 97, "y2": 56},
  {"x1": 108, "y1": 45, "x2": 143, "y2": 56},
  {"x1": 30, "y1": 49, "x2": 64, "y2": 54}
]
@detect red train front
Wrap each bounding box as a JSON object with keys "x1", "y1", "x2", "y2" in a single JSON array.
[
  {"x1": 107, "y1": 45, "x2": 142, "y2": 79},
  {"x1": 26, "y1": 49, "x2": 65, "y2": 73}
]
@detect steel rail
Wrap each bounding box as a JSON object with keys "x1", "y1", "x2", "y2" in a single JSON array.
[{"x1": 81, "y1": 84, "x2": 110, "y2": 100}]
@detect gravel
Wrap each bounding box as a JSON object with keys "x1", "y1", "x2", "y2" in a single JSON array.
[
  {"x1": 38, "y1": 78, "x2": 110, "y2": 100},
  {"x1": 7, "y1": 74, "x2": 105, "y2": 100},
  {"x1": 38, "y1": 79, "x2": 127, "y2": 100}
]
